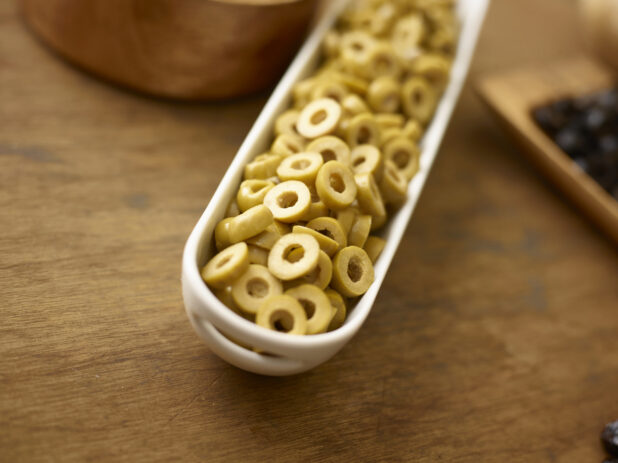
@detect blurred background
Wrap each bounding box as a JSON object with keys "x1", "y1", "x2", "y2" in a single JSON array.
[{"x1": 1, "y1": 0, "x2": 616, "y2": 462}]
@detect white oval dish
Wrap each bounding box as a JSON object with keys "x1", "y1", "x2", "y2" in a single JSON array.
[{"x1": 182, "y1": 0, "x2": 490, "y2": 376}]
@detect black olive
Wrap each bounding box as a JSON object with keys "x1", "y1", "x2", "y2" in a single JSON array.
[
  {"x1": 555, "y1": 128, "x2": 582, "y2": 156},
  {"x1": 585, "y1": 107, "x2": 607, "y2": 131},
  {"x1": 551, "y1": 98, "x2": 574, "y2": 115},
  {"x1": 532, "y1": 106, "x2": 562, "y2": 134},
  {"x1": 600, "y1": 135, "x2": 618, "y2": 155},
  {"x1": 602, "y1": 420, "x2": 618, "y2": 457},
  {"x1": 532, "y1": 86, "x2": 618, "y2": 197}
]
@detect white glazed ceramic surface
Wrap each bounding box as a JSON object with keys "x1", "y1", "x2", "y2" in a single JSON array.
[{"x1": 182, "y1": 0, "x2": 490, "y2": 376}]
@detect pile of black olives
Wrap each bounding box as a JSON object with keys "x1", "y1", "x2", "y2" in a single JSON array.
[{"x1": 532, "y1": 87, "x2": 618, "y2": 200}]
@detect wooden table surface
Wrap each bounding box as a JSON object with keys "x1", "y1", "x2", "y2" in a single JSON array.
[{"x1": 1, "y1": 0, "x2": 616, "y2": 461}]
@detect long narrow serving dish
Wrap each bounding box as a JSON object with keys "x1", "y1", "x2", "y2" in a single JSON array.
[{"x1": 182, "y1": 0, "x2": 489, "y2": 376}]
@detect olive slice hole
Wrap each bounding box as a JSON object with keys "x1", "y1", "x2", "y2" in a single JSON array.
[
  {"x1": 393, "y1": 150, "x2": 410, "y2": 168},
  {"x1": 299, "y1": 298, "x2": 316, "y2": 319},
  {"x1": 286, "y1": 142, "x2": 300, "y2": 153},
  {"x1": 284, "y1": 245, "x2": 305, "y2": 263},
  {"x1": 326, "y1": 92, "x2": 342, "y2": 102},
  {"x1": 353, "y1": 156, "x2": 366, "y2": 167},
  {"x1": 246, "y1": 278, "x2": 269, "y2": 298},
  {"x1": 277, "y1": 191, "x2": 298, "y2": 208},
  {"x1": 291, "y1": 159, "x2": 310, "y2": 170},
  {"x1": 329, "y1": 173, "x2": 345, "y2": 193},
  {"x1": 271, "y1": 310, "x2": 293, "y2": 332},
  {"x1": 317, "y1": 228, "x2": 335, "y2": 240},
  {"x1": 412, "y1": 90, "x2": 424, "y2": 105},
  {"x1": 357, "y1": 126, "x2": 371, "y2": 144},
  {"x1": 311, "y1": 109, "x2": 328, "y2": 125},
  {"x1": 347, "y1": 257, "x2": 363, "y2": 282},
  {"x1": 321, "y1": 149, "x2": 336, "y2": 162}
]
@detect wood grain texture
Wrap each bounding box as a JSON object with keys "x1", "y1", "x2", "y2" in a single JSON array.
[
  {"x1": 1, "y1": 0, "x2": 617, "y2": 462},
  {"x1": 19, "y1": 0, "x2": 317, "y2": 100},
  {"x1": 477, "y1": 57, "x2": 618, "y2": 243}
]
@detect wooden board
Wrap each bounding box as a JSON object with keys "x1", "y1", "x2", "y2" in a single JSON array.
[
  {"x1": 477, "y1": 57, "x2": 618, "y2": 244},
  {"x1": 1, "y1": 0, "x2": 617, "y2": 462}
]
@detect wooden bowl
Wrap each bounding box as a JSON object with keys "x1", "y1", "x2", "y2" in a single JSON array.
[{"x1": 20, "y1": 0, "x2": 318, "y2": 100}]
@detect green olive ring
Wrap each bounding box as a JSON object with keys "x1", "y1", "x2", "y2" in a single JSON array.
[
  {"x1": 285, "y1": 284, "x2": 333, "y2": 334},
  {"x1": 201, "y1": 242, "x2": 250, "y2": 289},
  {"x1": 225, "y1": 199, "x2": 240, "y2": 218},
  {"x1": 346, "y1": 112, "x2": 381, "y2": 148},
  {"x1": 370, "y1": 212, "x2": 387, "y2": 231},
  {"x1": 368, "y1": 2, "x2": 397, "y2": 36},
  {"x1": 379, "y1": 160, "x2": 409, "y2": 204},
  {"x1": 244, "y1": 153, "x2": 283, "y2": 180},
  {"x1": 310, "y1": 81, "x2": 348, "y2": 103},
  {"x1": 315, "y1": 161, "x2": 358, "y2": 210},
  {"x1": 347, "y1": 214, "x2": 372, "y2": 248},
  {"x1": 401, "y1": 76, "x2": 438, "y2": 125},
  {"x1": 271, "y1": 133, "x2": 306, "y2": 158},
  {"x1": 365, "y1": 42, "x2": 400, "y2": 79},
  {"x1": 383, "y1": 136, "x2": 420, "y2": 180},
  {"x1": 340, "y1": 31, "x2": 375, "y2": 72},
  {"x1": 367, "y1": 76, "x2": 401, "y2": 113},
  {"x1": 380, "y1": 128, "x2": 404, "y2": 148},
  {"x1": 322, "y1": 30, "x2": 340, "y2": 58},
  {"x1": 391, "y1": 14, "x2": 425, "y2": 61},
  {"x1": 336, "y1": 207, "x2": 358, "y2": 236},
  {"x1": 330, "y1": 71, "x2": 369, "y2": 96},
  {"x1": 231, "y1": 264, "x2": 283, "y2": 314},
  {"x1": 236, "y1": 179, "x2": 275, "y2": 212},
  {"x1": 350, "y1": 144, "x2": 384, "y2": 181},
  {"x1": 247, "y1": 222, "x2": 289, "y2": 250},
  {"x1": 302, "y1": 200, "x2": 329, "y2": 221},
  {"x1": 325, "y1": 289, "x2": 347, "y2": 331},
  {"x1": 341, "y1": 94, "x2": 370, "y2": 117},
  {"x1": 276, "y1": 152, "x2": 324, "y2": 184},
  {"x1": 429, "y1": 26, "x2": 458, "y2": 56},
  {"x1": 402, "y1": 119, "x2": 423, "y2": 142},
  {"x1": 263, "y1": 180, "x2": 312, "y2": 223},
  {"x1": 375, "y1": 113, "x2": 405, "y2": 130},
  {"x1": 306, "y1": 216, "x2": 348, "y2": 250},
  {"x1": 331, "y1": 246, "x2": 375, "y2": 298},
  {"x1": 213, "y1": 286, "x2": 243, "y2": 319},
  {"x1": 364, "y1": 235, "x2": 386, "y2": 264},
  {"x1": 292, "y1": 225, "x2": 340, "y2": 257},
  {"x1": 267, "y1": 232, "x2": 320, "y2": 280},
  {"x1": 410, "y1": 53, "x2": 451, "y2": 91},
  {"x1": 247, "y1": 244, "x2": 269, "y2": 266},
  {"x1": 306, "y1": 135, "x2": 351, "y2": 166},
  {"x1": 355, "y1": 172, "x2": 386, "y2": 218},
  {"x1": 274, "y1": 109, "x2": 301, "y2": 137},
  {"x1": 256, "y1": 295, "x2": 307, "y2": 335},
  {"x1": 297, "y1": 98, "x2": 343, "y2": 139},
  {"x1": 214, "y1": 217, "x2": 234, "y2": 251},
  {"x1": 290, "y1": 250, "x2": 332, "y2": 290},
  {"x1": 293, "y1": 78, "x2": 317, "y2": 109},
  {"x1": 227, "y1": 204, "x2": 274, "y2": 244}
]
